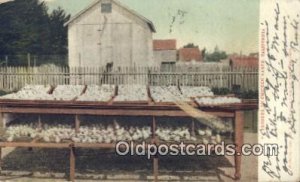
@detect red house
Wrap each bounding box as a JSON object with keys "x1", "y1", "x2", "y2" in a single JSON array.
[
  {"x1": 178, "y1": 47, "x2": 203, "y2": 62},
  {"x1": 229, "y1": 55, "x2": 258, "y2": 68}
]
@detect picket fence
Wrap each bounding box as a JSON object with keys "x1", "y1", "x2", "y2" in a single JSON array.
[{"x1": 0, "y1": 66, "x2": 258, "y2": 91}]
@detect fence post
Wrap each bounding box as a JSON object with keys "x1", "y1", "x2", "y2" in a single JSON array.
[
  {"x1": 148, "y1": 68, "x2": 151, "y2": 86},
  {"x1": 27, "y1": 53, "x2": 31, "y2": 67},
  {"x1": 34, "y1": 56, "x2": 37, "y2": 67},
  {"x1": 5, "y1": 56, "x2": 8, "y2": 67},
  {"x1": 241, "y1": 69, "x2": 245, "y2": 91}
]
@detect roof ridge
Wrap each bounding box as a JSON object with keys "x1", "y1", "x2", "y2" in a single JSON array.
[{"x1": 64, "y1": 0, "x2": 156, "y2": 32}]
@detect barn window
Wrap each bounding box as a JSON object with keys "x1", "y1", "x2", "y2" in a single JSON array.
[{"x1": 101, "y1": 3, "x2": 112, "y2": 13}]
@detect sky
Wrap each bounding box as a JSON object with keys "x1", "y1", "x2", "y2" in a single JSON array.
[{"x1": 43, "y1": 0, "x2": 260, "y2": 54}]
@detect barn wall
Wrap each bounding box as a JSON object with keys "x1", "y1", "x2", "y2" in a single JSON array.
[{"x1": 67, "y1": 0, "x2": 154, "y2": 68}]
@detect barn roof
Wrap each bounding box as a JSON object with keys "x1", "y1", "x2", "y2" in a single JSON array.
[
  {"x1": 64, "y1": 0, "x2": 156, "y2": 32},
  {"x1": 153, "y1": 39, "x2": 177, "y2": 50}
]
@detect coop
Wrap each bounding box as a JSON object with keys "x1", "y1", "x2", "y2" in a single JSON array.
[{"x1": 0, "y1": 84, "x2": 258, "y2": 181}]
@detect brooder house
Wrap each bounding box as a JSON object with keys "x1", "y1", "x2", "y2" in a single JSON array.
[
  {"x1": 64, "y1": 0, "x2": 157, "y2": 69},
  {"x1": 153, "y1": 39, "x2": 177, "y2": 71},
  {"x1": 178, "y1": 47, "x2": 204, "y2": 63},
  {"x1": 229, "y1": 55, "x2": 259, "y2": 69}
]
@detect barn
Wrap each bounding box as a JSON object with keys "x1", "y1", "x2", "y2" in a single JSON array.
[{"x1": 64, "y1": 0, "x2": 157, "y2": 68}]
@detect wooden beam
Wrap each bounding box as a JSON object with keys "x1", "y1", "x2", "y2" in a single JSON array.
[
  {"x1": 152, "y1": 116, "x2": 159, "y2": 182},
  {"x1": 0, "y1": 99, "x2": 258, "y2": 111},
  {"x1": 75, "y1": 115, "x2": 80, "y2": 133},
  {"x1": 0, "y1": 147, "x2": 2, "y2": 172},
  {"x1": 153, "y1": 156, "x2": 158, "y2": 182},
  {"x1": 0, "y1": 113, "x2": 4, "y2": 133},
  {"x1": 69, "y1": 147, "x2": 75, "y2": 182},
  {"x1": 152, "y1": 116, "x2": 157, "y2": 144},
  {"x1": 0, "y1": 107, "x2": 235, "y2": 118},
  {"x1": 38, "y1": 115, "x2": 42, "y2": 131},
  {"x1": 74, "y1": 143, "x2": 115, "y2": 149},
  {"x1": 191, "y1": 119, "x2": 195, "y2": 137},
  {"x1": 0, "y1": 142, "x2": 71, "y2": 148}
]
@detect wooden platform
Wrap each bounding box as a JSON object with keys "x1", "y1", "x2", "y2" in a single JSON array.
[{"x1": 0, "y1": 99, "x2": 258, "y2": 181}]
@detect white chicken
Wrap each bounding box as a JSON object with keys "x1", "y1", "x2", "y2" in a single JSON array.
[
  {"x1": 202, "y1": 138, "x2": 209, "y2": 145},
  {"x1": 7, "y1": 136, "x2": 14, "y2": 142},
  {"x1": 198, "y1": 129, "x2": 206, "y2": 136},
  {"x1": 205, "y1": 128, "x2": 213, "y2": 137},
  {"x1": 216, "y1": 134, "x2": 222, "y2": 143}
]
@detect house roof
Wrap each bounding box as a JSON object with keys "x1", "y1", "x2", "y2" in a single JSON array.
[
  {"x1": 153, "y1": 39, "x2": 177, "y2": 50},
  {"x1": 178, "y1": 48, "x2": 203, "y2": 62},
  {"x1": 64, "y1": 0, "x2": 156, "y2": 32},
  {"x1": 229, "y1": 56, "x2": 258, "y2": 68}
]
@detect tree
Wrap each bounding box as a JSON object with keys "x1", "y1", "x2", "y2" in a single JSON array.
[
  {"x1": 0, "y1": 0, "x2": 70, "y2": 65},
  {"x1": 201, "y1": 48, "x2": 206, "y2": 59},
  {"x1": 204, "y1": 46, "x2": 228, "y2": 62},
  {"x1": 49, "y1": 7, "x2": 70, "y2": 55},
  {"x1": 183, "y1": 43, "x2": 199, "y2": 48},
  {"x1": 0, "y1": 0, "x2": 50, "y2": 54}
]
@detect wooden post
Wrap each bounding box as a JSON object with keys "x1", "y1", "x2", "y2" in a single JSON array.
[
  {"x1": 34, "y1": 56, "x2": 37, "y2": 67},
  {"x1": 38, "y1": 115, "x2": 42, "y2": 130},
  {"x1": 153, "y1": 156, "x2": 158, "y2": 182},
  {"x1": 0, "y1": 113, "x2": 3, "y2": 173},
  {"x1": 234, "y1": 111, "x2": 244, "y2": 180},
  {"x1": 152, "y1": 116, "x2": 157, "y2": 144},
  {"x1": 191, "y1": 119, "x2": 195, "y2": 137},
  {"x1": 5, "y1": 56, "x2": 8, "y2": 67},
  {"x1": 70, "y1": 146, "x2": 75, "y2": 182},
  {"x1": 27, "y1": 53, "x2": 31, "y2": 67},
  {"x1": 241, "y1": 71, "x2": 245, "y2": 92},
  {"x1": 75, "y1": 115, "x2": 80, "y2": 133},
  {"x1": 152, "y1": 116, "x2": 158, "y2": 182},
  {"x1": 0, "y1": 146, "x2": 2, "y2": 173}
]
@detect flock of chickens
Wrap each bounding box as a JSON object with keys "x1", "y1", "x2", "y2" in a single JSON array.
[
  {"x1": 0, "y1": 84, "x2": 241, "y2": 104},
  {"x1": 51, "y1": 85, "x2": 85, "y2": 101},
  {"x1": 77, "y1": 85, "x2": 115, "y2": 102},
  {"x1": 5, "y1": 121, "x2": 222, "y2": 144},
  {"x1": 150, "y1": 86, "x2": 190, "y2": 103},
  {"x1": 196, "y1": 96, "x2": 241, "y2": 105},
  {"x1": 114, "y1": 85, "x2": 148, "y2": 102},
  {"x1": 1, "y1": 84, "x2": 239, "y2": 144},
  {"x1": 0, "y1": 85, "x2": 53, "y2": 100}
]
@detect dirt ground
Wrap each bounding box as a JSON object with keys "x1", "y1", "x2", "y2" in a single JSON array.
[{"x1": 0, "y1": 132, "x2": 257, "y2": 182}]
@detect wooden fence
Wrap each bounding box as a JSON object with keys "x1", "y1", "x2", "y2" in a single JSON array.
[{"x1": 0, "y1": 66, "x2": 258, "y2": 91}]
